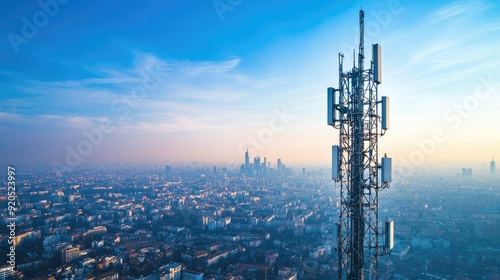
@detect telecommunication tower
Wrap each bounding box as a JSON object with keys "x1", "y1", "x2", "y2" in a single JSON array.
[{"x1": 327, "y1": 10, "x2": 394, "y2": 280}]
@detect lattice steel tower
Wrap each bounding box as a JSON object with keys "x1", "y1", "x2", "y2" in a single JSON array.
[{"x1": 327, "y1": 10, "x2": 394, "y2": 280}]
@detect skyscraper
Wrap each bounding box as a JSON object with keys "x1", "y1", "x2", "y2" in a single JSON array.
[
  {"x1": 263, "y1": 157, "x2": 267, "y2": 173},
  {"x1": 244, "y1": 150, "x2": 251, "y2": 177},
  {"x1": 491, "y1": 157, "x2": 496, "y2": 176},
  {"x1": 245, "y1": 150, "x2": 250, "y2": 168},
  {"x1": 254, "y1": 157, "x2": 261, "y2": 175},
  {"x1": 462, "y1": 168, "x2": 472, "y2": 180},
  {"x1": 61, "y1": 246, "x2": 80, "y2": 264}
]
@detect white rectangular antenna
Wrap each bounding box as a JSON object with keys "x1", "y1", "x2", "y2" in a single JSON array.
[
  {"x1": 373, "y1": 44, "x2": 382, "y2": 84},
  {"x1": 327, "y1": 87, "x2": 335, "y2": 125},
  {"x1": 332, "y1": 145, "x2": 340, "y2": 180},
  {"x1": 382, "y1": 96, "x2": 390, "y2": 130},
  {"x1": 385, "y1": 221, "x2": 394, "y2": 250},
  {"x1": 381, "y1": 157, "x2": 392, "y2": 183}
]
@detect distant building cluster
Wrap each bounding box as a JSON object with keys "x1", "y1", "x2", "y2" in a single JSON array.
[
  {"x1": 239, "y1": 150, "x2": 289, "y2": 177},
  {"x1": 462, "y1": 168, "x2": 473, "y2": 179},
  {"x1": 461, "y1": 157, "x2": 496, "y2": 179},
  {"x1": 0, "y1": 160, "x2": 498, "y2": 279}
]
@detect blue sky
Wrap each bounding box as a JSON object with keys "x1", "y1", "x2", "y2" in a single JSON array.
[{"x1": 1, "y1": 0, "x2": 499, "y2": 169}]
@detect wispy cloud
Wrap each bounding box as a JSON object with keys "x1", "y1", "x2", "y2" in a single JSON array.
[
  {"x1": 0, "y1": 112, "x2": 107, "y2": 129},
  {"x1": 0, "y1": 112, "x2": 22, "y2": 121},
  {"x1": 428, "y1": 0, "x2": 491, "y2": 25},
  {"x1": 122, "y1": 113, "x2": 217, "y2": 134},
  {"x1": 0, "y1": 51, "x2": 271, "y2": 144},
  {"x1": 29, "y1": 77, "x2": 141, "y2": 88},
  {"x1": 177, "y1": 58, "x2": 241, "y2": 76},
  {"x1": 1, "y1": 52, "x2": 247, "y2": 117},
  {"x1": 167, "y1": 83, "x2": 246, "y2": 103},
  {"x1": 385, "y1": 1, "x2": 500, "y2": 100}
]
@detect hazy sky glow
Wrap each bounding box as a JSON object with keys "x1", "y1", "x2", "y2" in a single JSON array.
[{"x1": 1, "y1": 0, "x2": 499, "y2": 168}]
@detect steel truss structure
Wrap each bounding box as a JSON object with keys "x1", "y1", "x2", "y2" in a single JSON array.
[{"x1": 327, "y1": 10, "x2": 393, "y2": 280}]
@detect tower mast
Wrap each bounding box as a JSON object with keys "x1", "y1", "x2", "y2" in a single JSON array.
[{"x1": 327, "y1": 9, "x2": 394, "y2": 280}]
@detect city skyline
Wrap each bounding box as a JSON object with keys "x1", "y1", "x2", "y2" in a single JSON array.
[
  {"x1": 1, "y1": 1, "x2": 500, "y2": 167},
  {"x1": 1, "y1": 159, "x2": 498, "y2": 279}
]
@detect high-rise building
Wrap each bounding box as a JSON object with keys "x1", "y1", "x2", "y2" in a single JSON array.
[
  {"x1": 0, "y1": 265, "x2": 15, "y2": 279},
  {"x1": 61, "y1": 246, "x2": 80, "y2": 264},
  {"x1": 254, "y1": 157, "x2": 261, "y2": 174},
  {"x1": 160, "y1": 262, "x2": 182, "y2": 280},
  {"x1": 244, "y1": 150, "x2": 251, "y2": 177},
  {"x1": 263, "y1": 157, "x2": 267, "y2": 173},
  {"x1": 462, "y1": 168, "x2": 472, "y2": 179},
  {"x1": 245, "y1": 150, "x2": 250, "y2": 168},
  {"x1": 491, "y1": 157, "x2": 496, "y2": 176},
  {"x1": 183, "y1": 269, "x2": 203, "y2": 280},
  {"x1": 0, "y1": 266, "x2": 15, "y2": 279}
]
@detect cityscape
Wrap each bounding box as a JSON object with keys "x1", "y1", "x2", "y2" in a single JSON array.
[
  {"x1": 2, "y1": 1, "x2": 500, "y2": 280},
  {"x1": 0, "y1": 158, "x2": 499, "y2": 279}
]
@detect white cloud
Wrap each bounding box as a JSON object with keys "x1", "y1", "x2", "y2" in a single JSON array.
[
  {"x1": 29, "y1": 77, "x2": 141, "y2": 88},
  {"x1": 177, "y1": 58, "x2": 241, "y2": 76},
  {"x1": 97, "y1": 111, "x2": 220, "y2": 135},
  {"x1": 429, "y1": 1, "x2": 490, "y2": 24},
  {"x1": 0, "y1": 112, "x2": 22, "y2": 121}
]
